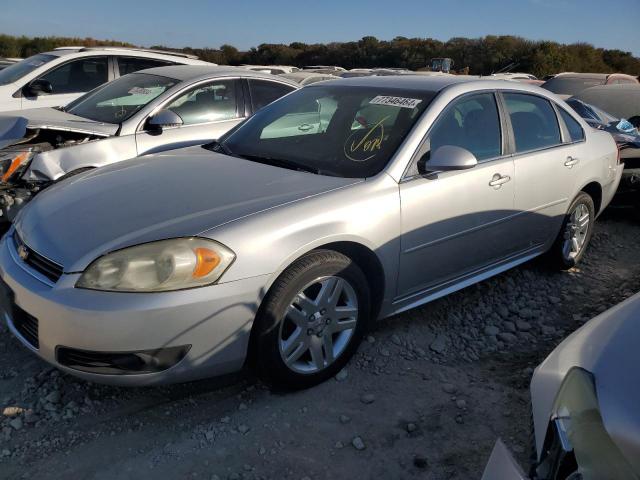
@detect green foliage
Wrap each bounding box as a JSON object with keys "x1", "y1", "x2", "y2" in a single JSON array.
[
  {"x1": 0, "y1": 34, "x2": 133, "y2": 58},
  {"x1": 1, "y1": 33, "x2": 638, "y2": 77}
]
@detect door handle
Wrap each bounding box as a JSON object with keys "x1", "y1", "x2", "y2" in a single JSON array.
[
  {"x1": 298, "y1": 123, "x2": 313, "y2": 132},
  {"x1": 564, "y1": 156, "x2": 580, "y2": 168},
  {"x1": 489, "y1": 173, "x2": 511, "y2": 188}
]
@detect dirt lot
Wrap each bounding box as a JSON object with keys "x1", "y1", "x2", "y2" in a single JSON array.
[{"x1": 1, "y1": 208, "x2": 639, "y2": 480}]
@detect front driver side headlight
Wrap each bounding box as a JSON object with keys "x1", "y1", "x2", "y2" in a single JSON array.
[
  {"x1": 544, "y1": 367, "x2": 638, "y2": 480},
  {"x1": 0, "y1": 149, "x2": 36, "y2": 184},
  {"x1": 76, "y1": 238, "x2": 235, "y2": 292}
]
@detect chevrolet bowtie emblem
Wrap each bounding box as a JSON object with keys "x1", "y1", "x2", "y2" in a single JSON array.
[{"x1": 17, "y1": 244, "x2": 28, "y2": 261}]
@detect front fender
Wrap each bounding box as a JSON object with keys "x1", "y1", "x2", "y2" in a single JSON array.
[
  {"x1": 25, "y1": 135, "x2": 137, "y2": 181},
  {"x1": 206, "y1": 175, "x2": 402, "y2": 311}
]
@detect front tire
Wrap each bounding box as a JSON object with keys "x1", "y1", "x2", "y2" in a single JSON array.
[
  {"x1": 253, "y1": 250, "x2": 370, "y2": 390},
  {"x1": 548, "y1": 192, "x2": 595, "y2": 270}
]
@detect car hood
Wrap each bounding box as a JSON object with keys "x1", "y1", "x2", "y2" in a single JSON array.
[
  {"x1": 15, "y1": 146, "x2": 361, "y2": 272},
  {"x1": 0, "y1": 107, "x2": 118, "y2": 143},
  {"x1": 531, "y1": 292, "x2": 640, "y2": 473}
]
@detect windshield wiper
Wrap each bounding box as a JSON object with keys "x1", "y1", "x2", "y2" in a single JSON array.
[{"x1": 235, "y1": 154, "x2": 321, "y2": 175}]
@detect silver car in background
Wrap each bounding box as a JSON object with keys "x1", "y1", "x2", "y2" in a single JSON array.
[
  {"x1": 0, "y1": 66, "x2": 297, "y2": 220},
  {"x1": 483, "y1": 291, "x2": 640, "y2": 479},
  {"x1": 0, "y1": 76, "x2": 621, "y2": 390}
]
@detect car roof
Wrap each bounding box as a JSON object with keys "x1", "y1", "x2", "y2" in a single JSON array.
[
  {"x1": 553, "y1": 72, "x2": 637, "y2": 81},
  {"x1": 307, "y1": 74, "x2": 484, "y2": 93},
  {"x1": 303, "y1": 75, "x2": 565, "y2": 102},
  {"x1": 133, "y1": 64, "x2": 300, "y2": 85},
  {"x1": 43, "y1": 47, "x2": 210, "y2": 64},
  {"x1": 281, "y1": 71, "x2": 337, "y2": 80}
]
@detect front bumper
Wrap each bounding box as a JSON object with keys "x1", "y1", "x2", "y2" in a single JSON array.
[{"x1": 0, "y1": 234, "x2": 268, "y2": 385}]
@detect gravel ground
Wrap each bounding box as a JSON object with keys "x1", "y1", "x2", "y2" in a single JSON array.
[{"x1": 1, "y1": 208, "x2": 639, "y2": 480}]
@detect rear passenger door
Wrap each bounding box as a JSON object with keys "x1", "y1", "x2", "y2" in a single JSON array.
[
  {"x1": 502, "y1": 92, "x2": 584, "y2": 250},
  {"x1": 136, "y1": 79, "x2": 244, "y2": 156}
]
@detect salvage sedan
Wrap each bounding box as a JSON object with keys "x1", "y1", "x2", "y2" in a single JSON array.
[
  {"x1": 482, "y1": 291, "x2": 640, "y2": 479},
  {"x1": 567, "y1": 98, "x2": 640, "y2": 196},
  {"x1": 0, "y1": 65, "x2": 297, "y2": 221},
  {"x1": 0, "y1": 76, "x2": 622, "y2": 389}
]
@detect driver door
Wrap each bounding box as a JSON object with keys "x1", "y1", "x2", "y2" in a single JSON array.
[
  {"x1": 136, "y1": 79, "x2": 244, "y2": 156},
  {"x1": 397, "y1": 92, "x2": 518, "y2": 298},
  {"x1": 21, "y1": 56, "x2": 110, "y2": 109}
]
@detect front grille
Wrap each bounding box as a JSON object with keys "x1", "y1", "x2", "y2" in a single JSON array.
[
  {"x1": 13, "y1": 233, "x2": 63, "y2": 283},
  {"x1": 11, "y1": 303, "x2": 39, "y2": 349}
]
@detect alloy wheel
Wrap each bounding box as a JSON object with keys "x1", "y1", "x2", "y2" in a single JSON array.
[
  {"x1": 278, "y1": 275, "x2": 359, "y2": 374},
  {"x1": 562, "y1": 203, "x2": 590, "y2": 261}
]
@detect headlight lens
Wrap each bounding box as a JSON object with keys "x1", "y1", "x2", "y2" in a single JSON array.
[
  {"x1": 76, "y1": 238, "x2": 235, "y2": 292},
  {"x1": 0, "y1": 148, "x2": 35, "y2": 183},
  {"x1": 550, "y1": 368, "x2": 637, "y2": 479}
]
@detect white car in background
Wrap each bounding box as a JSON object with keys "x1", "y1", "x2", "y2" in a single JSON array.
[
  {"x1": 241, "y1": 65, "x2": 300, "y2": 75},
  {"x1": 0, "y1": 46, "x2": 211, "y2": 112}
]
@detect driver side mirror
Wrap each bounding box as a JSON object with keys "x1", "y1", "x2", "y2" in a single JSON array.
[
  {"x1": 418, "y1": 145, "x2": 478, "y2": 174},
  {"x1": 24, "y1": 79, "x2": 53, "y2": 97},
  {"x1": 146, "y1": 109, "x2": 183, "y2": 133}
]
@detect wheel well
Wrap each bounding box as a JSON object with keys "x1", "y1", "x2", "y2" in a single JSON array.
[
  {"x1": 314, "y1": 241, "x2": 385, "y2": 320},
  {"x1": 581, "y1": 182, "x2": 602, "y2": 214},
  {"x1": 244, "y1": 241, "x2": 386, "y2": 370}
]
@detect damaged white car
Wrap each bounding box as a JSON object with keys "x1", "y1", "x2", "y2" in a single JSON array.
[{"x1": 0, "y1": 65, "x2": 297, "y2": 221}]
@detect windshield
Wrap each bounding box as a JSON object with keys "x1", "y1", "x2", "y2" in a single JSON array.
[
  {"x1": 567, "y1": 99, "x2": 618, "y2": 125},
  {"x1": 220, "y1": 85, "x2": 434, "y2": 178},
  {"x1": 542, "y1": 77, "x2": 603, "y2": 96},
  {"x1": 66, "y1": 73, "x2": 179, "y2": 124},
  {"x1": 0, "y1": 53, "x2": 57, "y2": 86}
]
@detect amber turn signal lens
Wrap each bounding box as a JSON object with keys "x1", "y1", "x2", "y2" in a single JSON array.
[
  {"x1": 2, "y1": 152, "x2": 29, "y2": 183},
  {"x1": 192, "y1": 248, "x2": 221, "y2": 278}
]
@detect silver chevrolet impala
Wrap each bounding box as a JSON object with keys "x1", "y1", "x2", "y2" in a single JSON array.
[{"x1": 0, "y1": 76, "x2": 622, "y2": 389}]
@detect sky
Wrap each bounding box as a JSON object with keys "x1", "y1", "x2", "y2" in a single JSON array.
[{"x1": 0, "y1": 0, "x2": 638, "y2": 56}]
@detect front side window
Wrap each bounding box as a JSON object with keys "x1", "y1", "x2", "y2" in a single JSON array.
[
  {"x1": 504, "y1": 93, "x2": 561, "y2": 153},
  {"x1": 0, "y1": 53, "x2": 57, "y2": 86},
  {"x1": 426, "y1": 92, "x2": 502, "y2": 162},
  {"x1": 38, "y1": 57, "x2": 109, "y2": 94},
  {"x1": 220, "y1": 85, "x2": 434, "y2": 178},
  {"x1": 248, "y1": 80, "x2": 295, "y2": 111},
  {"x1": 558, "y1": 108, "x2": 585, "y2": 142},
  {"x1": 117, "y1": 57, "x2": 174, "y2": 76},
  {"x1": 166, "y1": 80, "x2": 238, "y2": 125},
  {"x1": 66, "y1": 73, "x2": 179, "y2": 123}
]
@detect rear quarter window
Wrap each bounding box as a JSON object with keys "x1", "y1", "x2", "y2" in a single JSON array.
[{"x1": 558, "y1": 108, "x2": 585, "y2": 142}]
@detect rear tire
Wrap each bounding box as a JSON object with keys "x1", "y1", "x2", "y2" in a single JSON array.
[
  {"x1": 253, "y1": 250, "x2": 370, "y2": 390},
  {"x1": 548, "y1": 192, "x2": 595, "y2": 270}
]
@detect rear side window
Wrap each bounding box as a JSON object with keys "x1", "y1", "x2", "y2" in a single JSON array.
[
  {"x1": 558, "y1": 108, "x2": 585, "y2": 142},
  {"x1": 248, "y1": 80, "x2": 295, "y2": 111},
  {"x1": 428, "y1": 92, "x2": 502, "y2": 161},
  {"x1": 117, "y1": 57, "x2": 174, "y2": 76},
  {"x1": 504, "y1": 93, "x2": 561, "y2": 153}
]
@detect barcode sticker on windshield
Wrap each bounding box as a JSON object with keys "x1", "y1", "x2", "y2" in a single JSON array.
[{"x1": 369, "y1": 96, "x2": 422, "y2": 109}]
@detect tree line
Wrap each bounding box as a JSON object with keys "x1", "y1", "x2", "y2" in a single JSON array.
[{"x1": 1, "y1": 33, "x2": 638, "y2": 78}]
